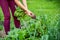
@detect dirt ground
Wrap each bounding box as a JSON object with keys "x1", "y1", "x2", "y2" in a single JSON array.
[{"x1": 0, "y1": 30, "x2": 6, "y2": 38}]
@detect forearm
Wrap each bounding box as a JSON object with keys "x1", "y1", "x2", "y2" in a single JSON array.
[
  {"x1": 22, "y1": 0, "x2": 28, "y2": 9},
  {"x1": 14, "y1": 0, "x2": 28, "y2": 11}
]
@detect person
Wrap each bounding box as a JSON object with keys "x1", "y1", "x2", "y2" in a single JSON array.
[{"x1": 0, "y1": 0, "x2": 36, "y2": 35}]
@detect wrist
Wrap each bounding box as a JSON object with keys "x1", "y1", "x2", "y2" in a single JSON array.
[{"x1": 24, "y1": 9, "x2": 28, "y2": 12}]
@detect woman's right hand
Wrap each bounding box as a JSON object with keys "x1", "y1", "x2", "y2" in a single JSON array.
[{"x1": 24, "y1": 10, "x2": 36, "y2": 19}]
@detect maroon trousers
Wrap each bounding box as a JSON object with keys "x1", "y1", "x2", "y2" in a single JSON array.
[{"x1": 0, "y1": 0, "x2": 21, "y2": 34}]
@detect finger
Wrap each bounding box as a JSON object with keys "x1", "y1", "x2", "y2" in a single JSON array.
[
  {"x1": 30, "y1": 13, "x2": 33, "y2": 15},
  {"x1": 25, "y1": 12, "x2": 26, "y2": 13},
  {"x1": 31, "y1": 15, "x2": 36, "y2": 19}
]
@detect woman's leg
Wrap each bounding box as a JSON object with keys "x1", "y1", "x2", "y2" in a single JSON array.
[
  {"x1": 0, "y1": 0, "x2": 10, "y2": 34},
  {"x1": 8, "y1": 1, "x2": 21, "y2": 28}
]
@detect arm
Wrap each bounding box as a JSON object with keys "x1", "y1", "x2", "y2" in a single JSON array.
[
  {"x1": 14, "y1": 0, "x2": 28, "y2": 11},
  {"x1": 22, "y1": 0, "x2": 28, "y2": 9},
  {"x1": 14, "y1": 0, "x2": 36, "y2": 19}
]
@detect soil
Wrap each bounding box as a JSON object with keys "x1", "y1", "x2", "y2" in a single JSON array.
[{"x1": 0, "y1": 30, "x2": 6, "y2": 38}]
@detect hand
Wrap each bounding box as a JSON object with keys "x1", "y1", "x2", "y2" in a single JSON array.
[{"x1": 25, "y1": 10, "x2": 36, "y2": 19}]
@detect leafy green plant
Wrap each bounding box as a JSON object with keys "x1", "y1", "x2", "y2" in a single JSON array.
[{"x1": 0, "y1": 0, "x2": 60, "y2": 40}]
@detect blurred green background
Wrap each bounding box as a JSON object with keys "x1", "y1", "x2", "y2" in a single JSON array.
[{"x1": 0, "y1": 0, "x2": 60, "y2": 40}]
